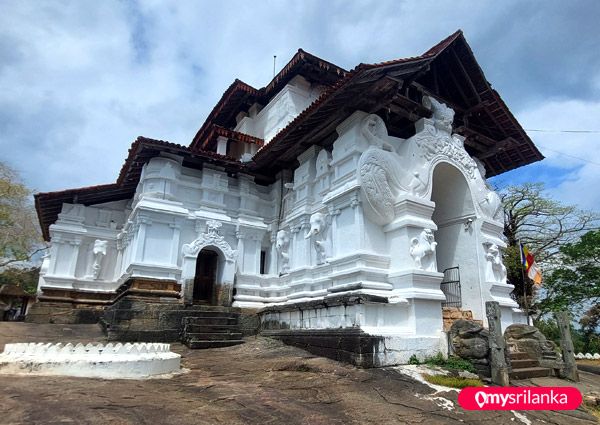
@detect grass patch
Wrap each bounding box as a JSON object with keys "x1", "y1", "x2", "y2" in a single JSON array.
[
  {"x1": 423, "y1": 374, "x2": 483, "y2": 389},
  {"x1": 584, "y1": 405, "x2": 600, "y2": 421}
]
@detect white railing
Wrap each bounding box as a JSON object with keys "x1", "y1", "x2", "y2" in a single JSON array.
[
  {"x1": 3, "y1": 342, "x2": 171, "y2": 357},
  {"x1": 0, "y1": 342, "x2": 180, "y2": 379}
]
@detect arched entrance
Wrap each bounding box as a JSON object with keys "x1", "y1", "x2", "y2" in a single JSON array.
[
  {"x1": 193, "y1": 249, "x2": 219, "y2": 303},
  {"x1": 430, "y1": 163, "x2": 480, "y2": 312}
]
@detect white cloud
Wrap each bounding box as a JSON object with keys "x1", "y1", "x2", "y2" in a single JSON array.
[
  {"x1": 516, "y1": 100, "x2": 600, "y2": 210},
  {"x1": 0, "y1": 0, "x2": 598, "y2": 220}
]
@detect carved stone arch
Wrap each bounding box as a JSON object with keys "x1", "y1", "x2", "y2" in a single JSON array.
[
  {"x1": 425, "y1": 157, "x2": 500, "y2": 222},
  {"x1": 180, "y1": 223, "x2": 237, "y2": 306},
  {"x1": 427, "y1": 160, "x2": 477, "y2": 216}
]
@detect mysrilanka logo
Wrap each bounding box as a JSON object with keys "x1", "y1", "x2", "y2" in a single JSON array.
[{"x1": 458, "y1": 387, "x2": 582, "y2": 410}]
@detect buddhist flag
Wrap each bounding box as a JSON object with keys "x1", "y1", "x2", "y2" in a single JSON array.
[{"x1": 520, "y1": 243, "x2": 542, "y2": 285}]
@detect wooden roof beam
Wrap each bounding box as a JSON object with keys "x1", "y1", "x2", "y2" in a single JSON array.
[{"x1": 450, "y1": 47, "x2": 481, "y2": 104}]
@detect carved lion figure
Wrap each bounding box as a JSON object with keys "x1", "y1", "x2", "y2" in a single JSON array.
[
  {"x1": 409, "y1": 229, "x2": 437, "y2": 271},
  {"x1": 484, "y1": 243, "x2": 507, "y2": 284}
]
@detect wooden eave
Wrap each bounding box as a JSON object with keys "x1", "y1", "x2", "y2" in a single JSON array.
[{"x1": 248, "y1": 30, "x2": 543, "y2": 178}]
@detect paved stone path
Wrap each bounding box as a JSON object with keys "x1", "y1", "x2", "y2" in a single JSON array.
[{"x1": 0, "y1": 323, "x2": 597, "y2": 424}]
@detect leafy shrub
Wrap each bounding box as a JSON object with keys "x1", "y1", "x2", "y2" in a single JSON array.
[
  {"x1": 408, "y1": 354, "x2": 420, "y2": 365},
  {"x1": 422, "y1": 353, "x2": 475, "y2": 373}
]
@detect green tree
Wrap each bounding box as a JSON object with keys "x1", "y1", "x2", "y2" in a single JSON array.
[
  {"x1": 537, "y1": 230, "x2": 600, "y2": 317},
  {"x1": 500, "y1": 183, "x2": 598, "y2": 313},
  {"x1": 0, "y1": 266, "x2": 40, "y2": 295},
  {"x1": 0, "y1": 162, "x2": 44, "y2": 267},
  {"x1": 537, "y1": 230, "x2": 600, "y2": 314},
  {"x1": 579, "y1": 304, "x2": 600, "y2": 353}
]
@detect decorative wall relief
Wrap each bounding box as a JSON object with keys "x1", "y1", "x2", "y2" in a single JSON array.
[
  {"x1": 474, "y1": 158, "x2": 503, "y2": 221},
  {"x1": 275, "y1": 230, "x2": 290, "y2": 274},
  {"x1": 422, "y1": 96, "x2": 454, "y2": 134},
  {"x1": 87, "y1": 239, "x2": 107, "y2": 280},
  {"x1": 182, "y1": 220, "x2": 237, "y2": 262},
  {"x1": 315, "y1": 149, "x2": 332, "y2": 177},
  {"x1": 484, "y1": 243, "x2": 508, "y2": 284},
  {"x1": 304, "y1": 212, "x2": 328, "y2": 265},
  {"x1": 409, "y1": 229, "x2": 438, "y2": 271},
  {"x1": 358, "y1": 114, "x2": 408, "y2": 225},
  {"x1": 404, "y1": 96, "x2": 479, "y2": 196}
]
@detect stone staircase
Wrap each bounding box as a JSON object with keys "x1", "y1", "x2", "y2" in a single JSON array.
[
  {"x1": 181, "y1": 310, "x2": 244, "y2": 349},
  {"x1": 509, "y1": 351, "x2": 551, "y2": 380}
]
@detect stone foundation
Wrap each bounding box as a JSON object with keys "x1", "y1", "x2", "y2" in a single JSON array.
[
  {"x1": 262, "y1": 328, "x2": 384, "y2": 367},
  {"x1": 28, "y1": 277, "x2": 181, "y2": 325},
  {"x1": 259, "y1": 293, "x2": 445, "y2": 367},
  {"x1": 26, "y1": 302, "x2": 105, "y2": 325}
]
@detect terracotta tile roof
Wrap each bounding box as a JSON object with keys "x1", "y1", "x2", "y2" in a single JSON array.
[
  {"x1": 189, "y1": 49, "x2": 347, "y2": 151},
  {"x1": 250, "y1": 29, "x2": 542, "y2": 174}
]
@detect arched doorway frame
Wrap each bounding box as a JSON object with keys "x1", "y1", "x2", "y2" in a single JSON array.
[
  {"x1": 180, "y1": 220, "x2": 237, "y2": 306},
  {"x1": 428, "y1": 160, "x2": 482, "y2": 310}
]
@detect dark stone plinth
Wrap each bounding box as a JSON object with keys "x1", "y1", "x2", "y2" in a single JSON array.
[
  {"x1": 25, "y1": 302, "x2": 105, "y2": 325},
  {"x1": 259, "y1": 293, "x2": 389, "y2": 315},
  {"x1": 261, "y1": 328, "x2": 384, "y2": 368}
]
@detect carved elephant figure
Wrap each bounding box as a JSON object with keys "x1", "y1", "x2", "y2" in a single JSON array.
[
  {"x1": 276, "y1": 230, "x2": 290, "y2": 274},
  {"x1": 305, "y1": 213, "x2": 328, "y2": 265}
]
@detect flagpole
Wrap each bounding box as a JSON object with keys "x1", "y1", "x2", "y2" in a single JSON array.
[{"x1": 518, "y1": 240, "x2": 531, "y2": 326}]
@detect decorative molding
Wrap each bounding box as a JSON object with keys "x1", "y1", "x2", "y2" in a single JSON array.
[{"x1": 182, "y1": 221, "x2": 237, "y2": 262}]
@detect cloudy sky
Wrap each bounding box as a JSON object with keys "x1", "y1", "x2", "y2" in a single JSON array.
[{"x1": 1, "y1": 1, "x2": 599, "y2": 210}]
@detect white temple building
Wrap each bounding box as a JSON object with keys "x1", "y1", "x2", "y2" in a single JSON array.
[{"x1": 33, "y1": 31, "x2": 543, "y2": 366}]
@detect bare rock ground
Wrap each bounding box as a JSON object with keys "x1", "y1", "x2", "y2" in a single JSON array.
[{"x1": 0, "y1": 323, "x2": 597, "y2": 424}]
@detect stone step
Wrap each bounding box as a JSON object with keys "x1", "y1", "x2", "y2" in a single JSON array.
[
  {"x1": 180, "y1": 311, "x2": 240, "y2": 319},
  {"x1": 509, "y1": 352, "x2": 530, "y2": 360},
  {"x1": 182, "y1": 317, "x2": 238, "y2": 326},
  {"x1": 183, "y1": 324, "x2": 241, "y2": 333},
  {"x1": 184, "y1": 332, "x2": 243, "y2": 341},
  {"x1": 511, "y1": 359, "x2": 540, "y2": 369},
  {"x1": 510, "y1": 367, "x2": 551, "y2": 380},
  {"x1": 185, "y1": 339, "x2": 245, "y2": 349},
  {"x1": 179, "y1": 305, "x2": 242, "y2": 313}
]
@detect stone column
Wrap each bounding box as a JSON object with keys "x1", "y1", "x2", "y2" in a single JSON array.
[
  {"x1": 169, "y1": 223, "x2": 181, "y2": 267},
  {"x1": 269, "y1": 231, "x2": 278, "y2": 275},
  {"x1": 555, "y1": 311, "x2": 580, "y2": 382},
  {"x1": 485, "y1": 301, "x2": 510, "y2": 386},
  {"x1": 236, "y1": 229, "x2": 246, "y2": 273},
  {"x1": 216, "y1": 136, "x2": 228, "y2": 155},
  {"x1": 66, "y1": 237, "x2": 82, "y2": 278}
]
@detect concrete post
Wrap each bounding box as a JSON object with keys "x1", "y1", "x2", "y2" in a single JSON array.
[
  {"x1": 485, "y1": 301, "x2": 510, "y2": 386},
  {"x1": 555, "y1": 311, "x2": 580, "y2": 382}
]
